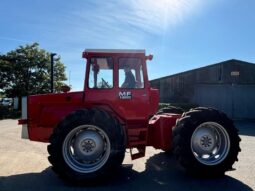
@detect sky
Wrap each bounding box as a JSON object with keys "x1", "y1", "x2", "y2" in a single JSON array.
[{"x1": 0, "y1": 0, "x2": 255, "y2": 91}]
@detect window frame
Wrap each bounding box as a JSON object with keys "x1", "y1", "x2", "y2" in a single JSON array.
[
  {"x1": 87, "y1": 56, "x2": 114, "y2": 89},
  {"x1": 118, "y1": 57, "x2": 145, "y2": 89}
]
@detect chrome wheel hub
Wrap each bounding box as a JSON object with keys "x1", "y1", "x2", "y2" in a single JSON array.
[
  {"x1": 62, "y1": 125, "x2": 110, "y2": 173},
  {"x1": 191, "y1": 122, "x2": 230, "y2": 165},
  {"x1": 200, "y1": 135, "x2": 213, "y2": 149},
  {"x1": 81, "y1": 139, "x2": 96, "y2": 152}
]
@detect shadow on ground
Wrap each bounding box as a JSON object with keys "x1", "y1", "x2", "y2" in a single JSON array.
[
  {"x1": 0, "y1": 153, "x2": 252, "y2": 191},
  {"x1": 235, "y1": 121, "x2": 255, "y2": 136}
]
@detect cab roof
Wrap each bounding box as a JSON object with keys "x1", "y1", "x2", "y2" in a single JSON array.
[
  {"x1": 83, "y1": 49, "x2": 146, "y2": 58},
  {"x1": 85, "y1": 49, "x2": 145, "y2": 53}
]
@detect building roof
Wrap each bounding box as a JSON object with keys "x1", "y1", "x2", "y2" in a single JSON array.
[{"x1": 150, "y1": 59, "x2": 255, "y2": 82}]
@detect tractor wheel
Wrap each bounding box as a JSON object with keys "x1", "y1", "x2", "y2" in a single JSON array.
[
  {"x1": 47, "y1": 108, "x2": 126, "y2": 184},
  {"x1": 157, "y1": 106, "x2": 184, "y2": 115},
  {"x1": 173, "y1": 107, "x2": 241, "y2": 177}
]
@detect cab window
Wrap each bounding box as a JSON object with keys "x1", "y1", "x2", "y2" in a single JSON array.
[
  {"x1": 119, "y1": 58, "x2": 144, "y2": 89},
  {"x1": 88, "y1": 57, "x2": 113, "y2": 89}
]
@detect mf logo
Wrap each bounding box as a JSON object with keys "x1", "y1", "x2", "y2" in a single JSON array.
[{"x1": 119, "y1": 91, "x2": 132, "y2": 100}]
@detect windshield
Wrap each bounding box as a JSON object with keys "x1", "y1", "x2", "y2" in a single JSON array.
[{"x1": 88, "y1": 57, "x2": 113, "y2": 89}]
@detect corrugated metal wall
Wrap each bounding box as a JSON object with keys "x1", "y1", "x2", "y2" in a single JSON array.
[
  {"x1": 192, "y1": 84, "x2": 255, "y2": 119},
  {"x1": 150, "y1": 59, "x2": 255, "y2": 119}
]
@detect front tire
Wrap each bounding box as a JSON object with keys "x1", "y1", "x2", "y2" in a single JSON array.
[
  {"x1": 47, "y1": 108, "x2": 126, "y2": 183},
  {"x1": 173, "y1": 107, "x2": 241, "y2": 177}
]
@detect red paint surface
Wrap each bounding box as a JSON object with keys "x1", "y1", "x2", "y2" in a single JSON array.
[
  {"x1": 23, "y1": 50, "x2": 182, "y2": 156},
  {"x1": 148, "y1": 114, "x2": 181, "y2": 150}
]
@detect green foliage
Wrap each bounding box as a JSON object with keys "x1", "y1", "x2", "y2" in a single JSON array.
[
  {"x1": 0, "y1": 43, "x2": 67, "y2": 98},
  {"x1": 0, "y1": 91, "x2": 5, "y2": 98},
  {"x1": 0, "y1": 105, "x2": 21, "y2": 119}
]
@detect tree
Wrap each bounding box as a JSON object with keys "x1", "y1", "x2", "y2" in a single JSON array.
[{"x1": 0, "y1": 43, "x2": 67, "y2": 108}]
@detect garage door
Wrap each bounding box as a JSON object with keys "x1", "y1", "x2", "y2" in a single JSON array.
[{"x1": 192, "y1": 84, "x2": 255, "y2": 119}]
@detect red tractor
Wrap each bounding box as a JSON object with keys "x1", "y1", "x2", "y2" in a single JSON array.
[{"x1": 19, "y1": 49, "x2": 241, "y2": 183}]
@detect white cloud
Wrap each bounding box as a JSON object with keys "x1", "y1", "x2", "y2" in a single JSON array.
[
  {"x1": 125, "y1": 0, "x2": 203, "y2": 33},
  {"x1": 58, "y1": 0, "x2": 204, "y2": 48}
]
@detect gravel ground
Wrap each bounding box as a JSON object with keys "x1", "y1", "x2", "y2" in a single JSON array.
[{"x1": 0, "y1": 119, "x2": 254, "y2": 191}]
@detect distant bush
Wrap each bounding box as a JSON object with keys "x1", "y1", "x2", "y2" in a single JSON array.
[
  {"x1": 0, "y1": 106, "x2": 21, "y2": 120},
  {"x1": 159, "y1": 102, "x2": 199, "y2": 111}
]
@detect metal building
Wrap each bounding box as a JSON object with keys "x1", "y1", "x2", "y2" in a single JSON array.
[{"x1": 150, "y1": 59, "x2": 255, "y2": 119}]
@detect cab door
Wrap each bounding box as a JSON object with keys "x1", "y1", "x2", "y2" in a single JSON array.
[
  {"x1": 84, "y1": 56, "x2": 118, "y2": 111},
  {"x1": 116, "y1": 57, "x2": 150, "y2": 121}
]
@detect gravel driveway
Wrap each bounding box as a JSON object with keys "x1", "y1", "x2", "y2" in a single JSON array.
[{"x1": 0, "y1": 119, "x2": 254, "y2": 191}]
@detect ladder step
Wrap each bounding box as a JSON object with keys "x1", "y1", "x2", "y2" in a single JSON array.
[
  {"x1": 131, "y1": 152, "x2": 145, "y2": 160},
  {"x1": 127, "y1": 128, "x2": 148, "y2": 160},
  {"x1": 129, "y1": 141, "x2": 147, "y2": 147},
  {"x1": 127, "y1": 128, "x2": 148, "y2": 136},
  {"x1": 130, "y1": 146, "x2": 146, "y2": 160}
]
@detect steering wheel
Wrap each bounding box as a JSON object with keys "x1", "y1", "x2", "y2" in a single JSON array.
[{"x1": 101, "y1": 78, "x2": 110, "y2": 88}]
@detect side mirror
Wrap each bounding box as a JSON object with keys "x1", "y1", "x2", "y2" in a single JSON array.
[
  {"x1": 61, "y1": 85, "x2": 71, "y2": 93},
  {"x1": 145, "y1": 54, "x2": 153, "y2": 61}
]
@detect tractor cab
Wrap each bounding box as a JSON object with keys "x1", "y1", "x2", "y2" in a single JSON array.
[
  {"x1": 87, "y1": 56, "x2": 144, "y2": 89},
  {"x1": 82, "y1": 49, "x2": 158, "y2": 122}
]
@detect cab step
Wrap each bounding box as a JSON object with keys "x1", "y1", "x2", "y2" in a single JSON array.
[{"x1": 127, "y1": 128, "x2": 148, "y2": 160}]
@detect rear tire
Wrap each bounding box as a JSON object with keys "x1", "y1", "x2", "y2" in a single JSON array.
[
  {"x1": 173, "y1": 107, "x2": 241, "y2": 177},
  {"x1": 47, "y1": 108, "x2": 126, "y2": 184}
]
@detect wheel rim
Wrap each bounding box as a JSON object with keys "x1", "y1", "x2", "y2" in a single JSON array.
[
  {"x1": 62, "y1": 125, "x2": 111, "y2": 173},
  {"x1": 191, "y1": 122, "x2": 230, "y2": 166}
]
